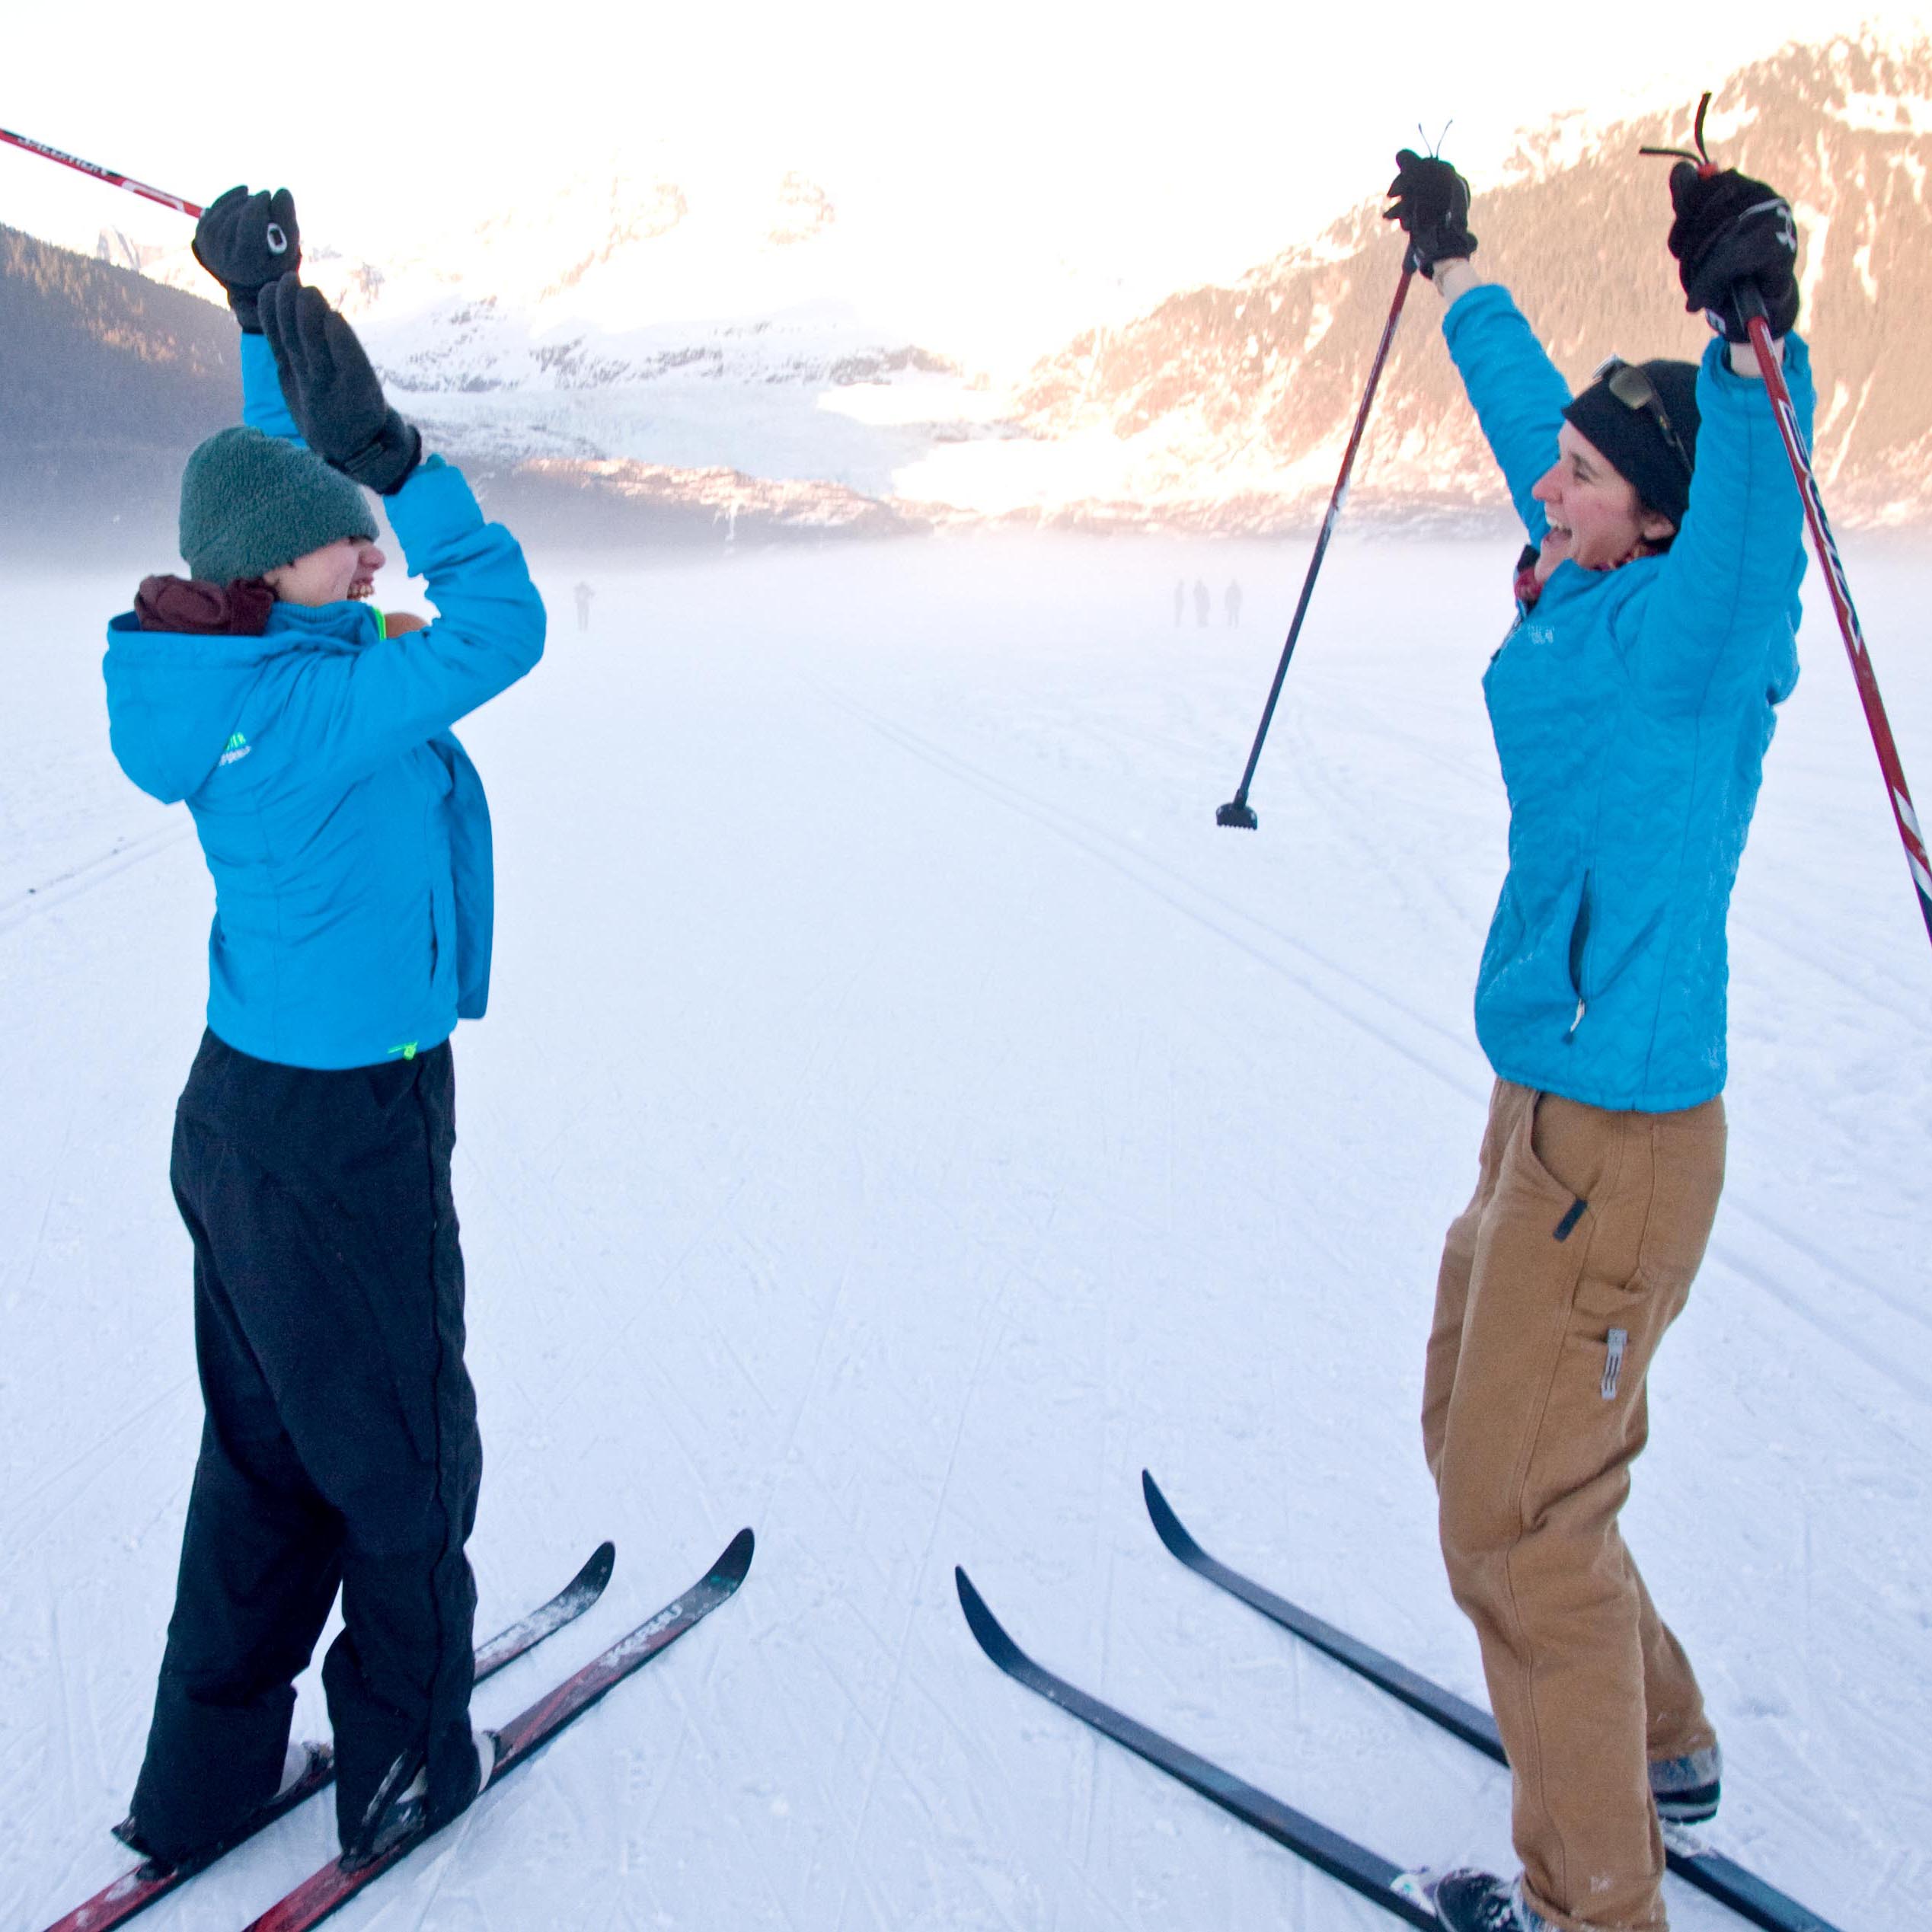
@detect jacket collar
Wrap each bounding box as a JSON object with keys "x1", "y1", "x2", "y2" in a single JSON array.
[{"x1": 263, "y1": 599, "x2": 385, "y2": 648}]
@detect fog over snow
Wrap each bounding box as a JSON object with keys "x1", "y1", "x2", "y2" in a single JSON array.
[{"x1": 5, "y1": 535, "x2": 1930, "y2": 1929}]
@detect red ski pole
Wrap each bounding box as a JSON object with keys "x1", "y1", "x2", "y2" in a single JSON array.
[
  {"x1": 1739, "y1": 281, "x2": 1932, "y2": 947},
  {"x1": 1643, "y1": 94, "x2": 1932, "y2": 952},
  {"x1": 0, "y1": 125, "x2": 202, "y2": 218},
  {"x1": 1217, "y1": 250, "x2": 1417, "y2": 829}
]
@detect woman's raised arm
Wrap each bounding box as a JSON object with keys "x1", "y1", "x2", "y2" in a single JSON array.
[{"x1": 191, "y1": 184, "x2": 308, "y2": 442}]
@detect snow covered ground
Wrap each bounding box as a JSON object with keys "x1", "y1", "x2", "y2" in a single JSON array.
[{"x1": 5, "y1": 534, "x2": 1928, "y2": 1931}]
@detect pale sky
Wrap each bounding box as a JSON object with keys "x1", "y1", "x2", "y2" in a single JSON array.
[{"x1": 5, "y1": 0, "x2": 1927, "y2": 362}]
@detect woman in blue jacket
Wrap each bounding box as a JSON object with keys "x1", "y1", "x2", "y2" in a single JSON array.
[
  {"x1": 101, "y1": 188, "x2": 544, "y2": 1873},
  {"x1": 1381, "y1": 156, "x2": 1810, "y2": 1932}
]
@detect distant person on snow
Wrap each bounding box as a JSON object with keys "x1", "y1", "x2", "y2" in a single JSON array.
[
  {"x1": 101, "y1": 187, "x2": 545, "y2": 1876},
  {"x1": 1193, "y1": 576, "x2": 1210, "y2": 627},
  {"x1": 574, "y1": 580, "x2": 595, "y2": 633},
  {"x1": 1382, "y1": 148, "x2": 1809, "y2": 1932},
  {"x1": 1224, "y1": 578, "x2": 1243, "y2": 628},
  {"x1": 1174, "y1": 578, "x2": 1186, "y2": 627}
]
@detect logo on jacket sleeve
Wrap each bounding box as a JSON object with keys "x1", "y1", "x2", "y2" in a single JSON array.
[{"x1": 219, "y1": 730, "x2": 252, "y2": 767}]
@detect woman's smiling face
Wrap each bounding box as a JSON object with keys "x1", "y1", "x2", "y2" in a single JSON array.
[
  {"x1": 263, "y1": 538, "x2": 387, "y2": 606},
  {"x1": 1531, "y1": 423, "x2": 1675, "y2": 580}
]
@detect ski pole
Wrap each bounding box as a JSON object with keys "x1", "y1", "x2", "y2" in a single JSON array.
[
  {"x1": 1215, "y1": 250, "x2": 1417, "y2": 829},
  {"x1": 1739, "y1": 282, "x2": 1932, "y2": 947},
  {"x1": 0, "y1": 125, "x2": 202, "y2": 218},
  {"x1": 1643, "y1": 94, "x2": 1932, "y2": 951}
]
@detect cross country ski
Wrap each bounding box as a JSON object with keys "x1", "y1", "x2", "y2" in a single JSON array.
[
  {"x1": 1141, "y1": 1472, "x2": 1844, "y2": 1932},
  {"x1": 241, "y1": 1529, "x2": 753, "y2": 1932}
]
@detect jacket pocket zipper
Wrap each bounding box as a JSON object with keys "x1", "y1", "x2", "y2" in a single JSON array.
[{"x1": 1565, "y1": 870, "x2": 1595, "y2": 1041}]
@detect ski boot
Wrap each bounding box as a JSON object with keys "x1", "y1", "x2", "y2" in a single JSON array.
[
  {"x1": 112, "y1": 1739, "x2": 331, "y2": 1873},
  {"x1": 344, "y1": 1726, "x2": 497, "y2": 1868},
  {"x1": 1650, "y1": 1742, "x2": 1722, "y2": 1825},
  {"x1": 1426, "y1": 1869, "x2": 1552, "y2": 1931}
]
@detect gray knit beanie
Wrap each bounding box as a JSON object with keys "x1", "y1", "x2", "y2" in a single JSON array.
[{"x1": 179, "y1": 426, "x2": 378, "y2": 583}]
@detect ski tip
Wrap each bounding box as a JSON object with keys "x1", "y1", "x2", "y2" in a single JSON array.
[
  {"x1": 954, "y1": 1566, "x2": 1028, "y2": 1674},
  {"x1": 1140, "y1": 1470, "x2": 1205, "y2": 1564},
  {"x1": 579, "y1": 1540, "x2": 618, "y2": 1597},
  {"x1": 954, "y1": 1566, "x2": 996, "y2": 1647},
  {"x1": 712, "y1": 1527, "x2": 755, "y2": 1589}
]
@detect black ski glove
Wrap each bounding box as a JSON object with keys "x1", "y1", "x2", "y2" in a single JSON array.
[
  {"x1": 260, "y1": 274, "x2": 422, "y2": 496},
  {"x1": 1667, "y1": 164, "x2": 1800, "y2": 342},
  {"x1": 1383, "y1": 150, "x2": 1477, "y2": 273},
  {"x1": 192, "y1": 185, "x2": 300, "y2": 333}
]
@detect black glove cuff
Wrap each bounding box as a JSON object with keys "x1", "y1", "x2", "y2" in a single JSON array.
[
  {"x1": 228, "y1": 289, "x2": 265, "y2": 335},
  {"x1": 1702, "y1": 278, "x2": 1800, "y2": 345},
  {"x1": 1410, "y1": 231, "x2": 1477, "y2": 274},
  {"x1": 335, "y1": 414, "x2": 423, "y2": 497}
]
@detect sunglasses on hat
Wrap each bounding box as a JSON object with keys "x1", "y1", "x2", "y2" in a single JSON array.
[{"x1": 1592, "y1": 356, "x2": 1694, "y2": 483}]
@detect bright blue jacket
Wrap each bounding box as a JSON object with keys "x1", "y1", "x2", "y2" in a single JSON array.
[
  {"x1": 103, "y1": 334, "x2": 546, "y2": 1070},
  {"x1": 1444, "y1": 284, "x2": 1810, "y2": 1112}
]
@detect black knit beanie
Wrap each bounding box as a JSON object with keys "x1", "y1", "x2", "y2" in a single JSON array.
[{"x1": 1562, "y1": 359, "x2": 1701, "y2": 529}]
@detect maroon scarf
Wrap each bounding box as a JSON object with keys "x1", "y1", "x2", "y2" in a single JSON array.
[
  {"x1": 1512, "y1": 544, "x2": 1544, "y2": 612},
  {"x1": 1512, "y1": 537, "x2": 1660, "y2": 614},
  {"x1": 135, "y1": 576, "x2": 275, "y2": 635}
]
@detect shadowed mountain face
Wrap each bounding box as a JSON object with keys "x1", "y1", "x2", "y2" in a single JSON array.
[
  {"x1": 1014, "y1": 37, "x2": 1932, "y2": 532},
  {"x1": 0, "y1": 224, "x2": 236, "y2": 558}
]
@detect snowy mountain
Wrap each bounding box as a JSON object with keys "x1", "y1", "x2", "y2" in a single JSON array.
[
  {"x1": 2, "y1": 219, "x2": 933, "y2": 554},
  {"x1": 40, "y1": 30, "x2": 1932, "y2": 538},
  {"x1": 104, "y1": 162, "x2": 1007, "y2": 509},
  {"x1": 952, "y1": 34, "x2": 1932, "y2": 532}
]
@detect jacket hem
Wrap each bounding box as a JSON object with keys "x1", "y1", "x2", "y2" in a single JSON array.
[
  {"x1": 206, "y1": 1017, "x2": 456, "y2": 1074},
  {"x1": 1480, "y1": 1053, "x2": 1723, "y2": 1116}
]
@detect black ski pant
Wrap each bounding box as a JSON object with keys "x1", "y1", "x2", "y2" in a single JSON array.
[{"x1": 131, "y1": 1030, "x2": 483, "y2": 1864}]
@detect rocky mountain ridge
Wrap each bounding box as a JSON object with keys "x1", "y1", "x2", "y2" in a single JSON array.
[{"x1": 994, "y1": 34, "x2": 1932, "y2": 532}]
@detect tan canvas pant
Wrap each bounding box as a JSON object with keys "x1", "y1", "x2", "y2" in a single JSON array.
[{"x1": 1423, "y1": 1080, "x2": 1725, "y2": 1932}]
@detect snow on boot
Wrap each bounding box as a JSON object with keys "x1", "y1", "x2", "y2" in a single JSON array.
[
  {"x1": 1650, "y1": 1741, "x2": 1722, "y2": 1823},
  {"x1": 1427, "y1": 1868, "x2": 1549, "y2": 1931}
]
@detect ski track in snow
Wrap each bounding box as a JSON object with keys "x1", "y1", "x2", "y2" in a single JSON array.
[{"x1": 4, "y1": 536, "x2": 1929, "y2": 1930}]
